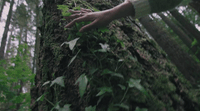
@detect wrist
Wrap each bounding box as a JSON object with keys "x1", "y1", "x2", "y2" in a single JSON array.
[{"x1": 108, "y1": 1, "x2": 135, "y2": 20}]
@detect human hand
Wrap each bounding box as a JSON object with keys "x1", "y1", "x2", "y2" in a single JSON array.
[{"x1": 64, "y1": 8, "x2": 114, "y2": 32}]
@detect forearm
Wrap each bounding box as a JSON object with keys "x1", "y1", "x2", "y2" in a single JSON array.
[{"x1": 108, "y1": 1, "x2": 135, "y2": 20}]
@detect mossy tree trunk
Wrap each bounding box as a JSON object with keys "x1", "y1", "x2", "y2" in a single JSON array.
[{"x1": 31, "y1": 0, "x2": 200, "y2": 111}]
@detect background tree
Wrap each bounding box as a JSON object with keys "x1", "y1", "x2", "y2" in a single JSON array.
[{"x1": 0, "y1": 0, "x2": 14, "y2": 60}]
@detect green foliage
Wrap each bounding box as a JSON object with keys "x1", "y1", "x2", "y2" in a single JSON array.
[
  {"x1": 128, "y1": 79, "x2": 149, "y2": 97},
  {"x1": 57, "y1": 5, "x2": 72, "y2": 16},
  {"x1": 50, "y1": 76, "x2": 65, "y2": 87},
  {"x1": 191, "y1": 38, "x2": 198, "y2": 48},
  {"x1": 85, "y1": 106, "x2": 96, "y2": 111},
  {"x1": 135, "y1": 107, "x2": 148, "y2": 111},
  {"x1": 0, "y1": 43, "x2": 33, "y2": 110},
  {"x1": 75, "y1": 74, "x2": 88, "y2": 98}
]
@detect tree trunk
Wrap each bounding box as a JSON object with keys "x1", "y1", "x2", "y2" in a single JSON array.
[
  {"x1": 16, "y1": 80, "x2": 23, "y2": 110},
  {"x1": 0, "y1": 0, "x2": 14, "y2": 60},
  {"x1": 189, "y1": 1, "x2": 200, "y2": 15},
  {"x1": 0, "y1": 0, "x2": 6, "y2": 21},
  {"x1": 158, "y1": 13, "x2": 200, "y2": 59},
  {"x1": 32, "y1": 0, "x2": 40, "y2": 74},
  {"x1": 31, "y1": 0, "x2": 200, "y2": 111},
  {"x1": 5, "y1": 27, "x2": 13, "y2": 60},
  {"x1": 170, "y1": 9, "x2": 200, "y2": 43}
]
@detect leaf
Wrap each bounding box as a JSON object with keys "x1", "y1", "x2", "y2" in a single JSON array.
[
  {"x1": 118, "y1": 84, "x2": 126, "y2": 90},
  {"x1": 75, "y1": 74, "x2": 88, "y2": 98},
  {"x1": 135, "y1": 107, "x2": 148, "y2": 111},
  {"x1": 59, "y1": 104, "x2": 71, "y2": 111},
  {"x1": 101, "y1": 69, "x2": 124, "y2": 79},
  {"x1": 89, "y1": 68, "x2": 98, "y2": 75},
  {"x1": 68, "y1": 49, "x2": 81, "y2": 67},
  {"x1": 42, "y1": 81, "x2": 50, "y2": 86},
  {"x1": 128, "y1": 79, "x2": 141, "y2": 88},
  {"x1": 85, "y1": 106, "x2": 96, "y2": 111},
  {"x1": 98, "y1": 43, "x2": 110, "y2": 52},
  {"x1": 98, "y1": 27, "x2": 109, "y2": 33},
  {"x1": 73, "y1": 6, "x2": 81, "y2": 10},
  {"x1": 111, "y1": 73, "x2": 124, "y2": 79},
  {"x1": 50, "y1": 76, "x2": 65, "y2": 87},
  {"x1": 128, "y1": 79, "x2": 148, "y2": 96},
  {"x1": 114, "y1": 103, "x2": 129, "y2": 110},
  {"x1": 108, "y1": 104, "x2": 119, "y2": 111},
  {"x1": 191, "y1": 39, "x2": 198, "y2": 48},
  {"x1": 61, "y1": 38, "x2": 79, "y2": 50},
  {"x1": 36, "y1": 95, "x2": 44, "y2": 102},
  {"x1": 96, "y1": 87, "x2": 112, "y2": 96}
]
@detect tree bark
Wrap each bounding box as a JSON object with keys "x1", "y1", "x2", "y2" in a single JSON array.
[
  {"x1": 0, "y1": 0, "x2": 14, "y2": 60},
  {"x1": 5, "y1": 27, "x2": 13, "y2": 60},
  {"x1": 170, "y1": 9, "x2": 200, "y2": 43},
  {"x1": 158, "y1": 13, "x2": 200, "y2": 59},
  {"x1": 31, "y1": 0, "x2": 200, "y2": 111},
  {"x1": 32, "y1": 0, "x2": 40, "y2": 74},
  {"x1": 0, "y1": 0, "x2": 6, "y2": 21}
]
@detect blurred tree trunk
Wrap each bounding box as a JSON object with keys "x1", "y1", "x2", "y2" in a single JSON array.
[
  {"x1": 0, "y1": 0, "x2": 6, "y2": 20},
  {"x1": 158, "y1": 13, "x2": 200, "y2": 59},
  {"x1": 31, "y1": 0, "x2": 200, "y2": 111},
  {"x1": 139, "y1": 15, "x2": 200, "y2": 84},
  {"x1": 16, "y1": 80, "x2": 23, "y2": 110},
  {"x1": 32, "y1": 0, "x2": 40, "y2": 74},
  {"x1": 5, "y1": 27, "x2": 14, "y2": 60},
  {"x1": 170, "y1": 9, "x2": 200, "y2": 43},
  {"x1": 0, "y1": 0, "x2": 14, "y2": 60},
  {"x1": 189, "y1": 1, "x2": 200, "y2": 15}
]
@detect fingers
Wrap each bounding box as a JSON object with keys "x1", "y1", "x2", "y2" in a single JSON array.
[
  {"x1": 79, "y1": 20, "x2": 98, "y2": 32},
  {"x1": 64, "y1": 13, "x2": 82, "y2": 20},
  {"x1": 69, "y1": 8, "x2": 92, "y2": 14},
  {"x1": 65, "y1": 15, "x2": 89, "y2": 28}
]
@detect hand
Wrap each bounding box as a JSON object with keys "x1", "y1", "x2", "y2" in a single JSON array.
[
  {"x1": 65, "y1": 8, "x2": 113, "y2": 32},
  {"x1": 64, "y1": 1, "x2": 135, "y2": 32}
]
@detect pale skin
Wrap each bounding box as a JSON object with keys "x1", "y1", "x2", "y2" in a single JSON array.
[{"x1": 65, "y1": 0, "x2": 135, "y2": 32}]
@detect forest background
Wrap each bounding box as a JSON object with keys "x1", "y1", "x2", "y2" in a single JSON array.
[{"x1": 0, "y1": 0, "x2": 200, "y2": 111}]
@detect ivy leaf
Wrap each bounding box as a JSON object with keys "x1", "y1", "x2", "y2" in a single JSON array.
[
  {"x1": 42, "y1": 81, "x2": 50, "y2": 86},
  {"x1": 118, "y1": 84, "x2": 126, "y2": 90},
  {"x1": 114, "y1": 103, "x2": 129, "y2": 110},
  {"x1": 191, "y1": 39, "x2": 198, "y2": 48},
  {"x1": 135, "y1": 107, "x2": 148, "y2": 111},
  {"x1": 101, "y1": 69, "x2": 124, "y2": 79},
  {"x1": 73, "y1": 6, "x2": 81, "y2": 10},
  {"x1": 96, "y1": 87, "x2": 112, "y2": 96},
  {"x1": 50, "y1": 76, "x2": 65, "y2": 87},
  {"x1": 61, "y1": 38, "x2": 79, "y2": 50},
  {"x1": 36, "y1": 94, "x2": 44, "y2": 102},
  {"x1": 98, "y1": 43, "x2": 110, "y2": 52},
  {"x1": 128, "y1": 79, "x2": 141, "y2": 88},
  {"x1": 85, "y1": 106, "x2": 96, "y2": 111},
  {"x1": 75, "y1": 74, "x2": 88, "y2": 98},
  {"x1": 98, "y1": 27, "x2": 109, "y2": 33},
  {"x1": 68, "y1": 49, "x2": 81, "y2": 67},
  {"x1": 108, "y1": 104, "x2": 119, "y2": 111},
  {"x1": 59, "y1": 104, "x2": 71, "y2": 111},
  {"x1": 128, "y1": 79, "x2": 148, "y2": 96}
]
